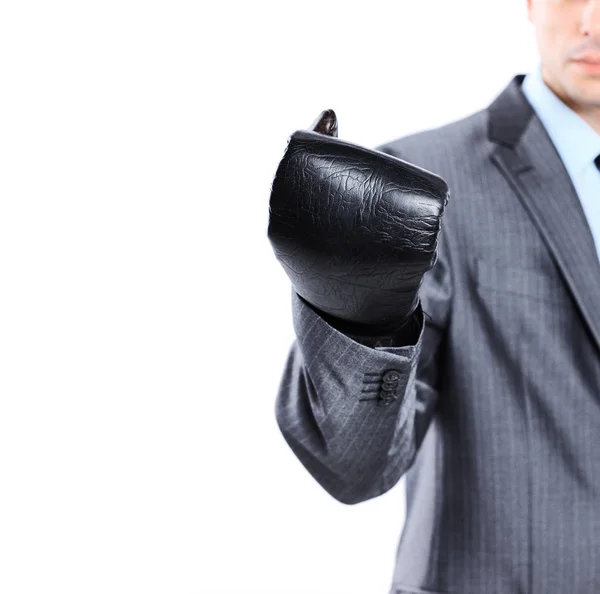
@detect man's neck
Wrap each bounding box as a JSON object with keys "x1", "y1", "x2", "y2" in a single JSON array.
[{"x1": 541, "y1": 66, "x2": 600, "y2": 135}]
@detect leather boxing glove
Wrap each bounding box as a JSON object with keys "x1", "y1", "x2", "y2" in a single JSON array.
[{"x1": 267, "y1": 109, "x2": 450, "y2": 341}]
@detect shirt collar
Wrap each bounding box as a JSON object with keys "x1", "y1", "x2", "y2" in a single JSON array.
[{"x1": 521, "y1": 62, "x2": 600, "y2": 177}]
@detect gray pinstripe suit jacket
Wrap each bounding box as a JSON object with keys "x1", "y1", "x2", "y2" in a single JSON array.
[{"x1": 274, "y1": 74, "x2": 600, "y2": 593}]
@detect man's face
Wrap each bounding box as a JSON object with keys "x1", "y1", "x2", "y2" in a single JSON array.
[{"x1": 527, "y1": 0, "x2": 600, "y2": 109}]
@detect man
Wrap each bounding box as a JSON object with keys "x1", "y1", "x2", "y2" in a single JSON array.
[{"x1": 268, "y1": 0, "x2": 600, "y2": 592}]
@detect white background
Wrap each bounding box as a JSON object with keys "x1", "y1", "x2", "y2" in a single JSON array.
[{"x1": 0, "y1": 1, "x2": 537, "y2": 593}]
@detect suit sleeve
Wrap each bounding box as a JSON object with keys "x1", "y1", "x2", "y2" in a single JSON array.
[{"x1": 274, "y1": 144, "x2": 453, "y2": 505}]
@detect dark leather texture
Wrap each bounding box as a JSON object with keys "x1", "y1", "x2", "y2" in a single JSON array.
[{"x1": 268, "y1": 115, "x2": 450, "y2": 334}]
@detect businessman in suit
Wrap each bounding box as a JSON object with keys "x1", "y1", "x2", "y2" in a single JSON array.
[{"x1": 268, "y1": 1, "x2": 600, "y2": 592}]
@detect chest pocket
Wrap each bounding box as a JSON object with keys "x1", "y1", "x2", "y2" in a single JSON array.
[{"x1": 474, "y1": 257, "x2": 572, "y2": 307}]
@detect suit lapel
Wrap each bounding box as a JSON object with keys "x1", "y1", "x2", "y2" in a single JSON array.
[{"x1": 488, "y1": 74, "x2": 600, "y2": 355}]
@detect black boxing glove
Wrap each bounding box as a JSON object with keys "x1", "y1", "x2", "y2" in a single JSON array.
[{"x1": 268, "y1": 109, "x2": 449, "y2": 344}]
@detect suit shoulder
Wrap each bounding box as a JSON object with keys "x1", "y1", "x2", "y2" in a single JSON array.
[{"x1": 375, "y1": 108, "x2": 488, "y2": 162}]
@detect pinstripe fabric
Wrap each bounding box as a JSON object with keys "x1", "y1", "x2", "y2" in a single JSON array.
[
  {"x1": 274, "y1": 74, "x2": 600, "y2": 593},
  {"x1": 521, "y1": 64, "x2": 600, "y2": 265}
]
